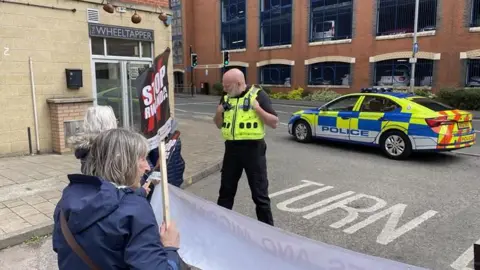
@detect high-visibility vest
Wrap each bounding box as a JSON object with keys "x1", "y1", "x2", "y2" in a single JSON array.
[{"x1": 221, "y1": 86, "x2": 265, "y2": 141}]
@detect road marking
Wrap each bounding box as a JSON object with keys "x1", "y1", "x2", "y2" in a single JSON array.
[
  {"x1": 175, "y1": 108, "x2": 214, "y2": 116},
  {"x1": 451, "y1": 238, "x2": 480, "y2": 270},
  {"x1": 275, "y1": 110, "x2": 293, "y2": 114},
  {"x1": 273, "y1": 104, "x2": 317, "y2": 109},
  {"x1": 271, "y1": 180, "x2": 438, "y2": 245}
]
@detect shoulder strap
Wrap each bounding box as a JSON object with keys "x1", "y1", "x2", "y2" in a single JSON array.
[{"x1": 60, "y1": 211, "x2": 101, "y2": 270}]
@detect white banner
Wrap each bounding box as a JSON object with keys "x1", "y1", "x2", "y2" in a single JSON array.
[{"x1": 150, "y1": 185, "x2": 427, "y2": 270}]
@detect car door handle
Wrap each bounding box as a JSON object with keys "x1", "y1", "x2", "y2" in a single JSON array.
[
  {"x1": 378, "y1": 117, "x2": 385, "y2": 121},
  {"x1": 341, "y1": 116, "x2": 350, "y2": 120}
]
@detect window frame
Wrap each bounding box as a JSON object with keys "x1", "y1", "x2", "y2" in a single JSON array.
[
  {"x1": 309, "y1": 0, "x2": 354, "y2": 42},
  {"x1": 359, "y1": 96, "x2": 401, "y2": 113},
  {"x1": 90, "y1": 37, "x2": 154, "y2": 61},
  {"x1": 308, "y1": 61, "x2": 352, "y2": 86},
  {"x1": 373, "y1": 58, "x2": 434, "y2": 87},
  {"x1": 259, "y1": 0, "x2": 293, "y2": 47},
  {"x1": 376, "y1": 0, "x2": 438, "y2": 37},
  {"x1": 465, "y1": 59, "x2": 480, "y2": 87},
  {"x1": 220, "y1": 0, "x2": 247, "y2": 50},
  {"x1": 471, "y1": 0, "x2": 480, "y2": 27},
  {"x1": 258, "y1": 64, "x2": 292, "y2": 86},
  {"x1": 323, "y1": 95, "x2": 361, "y2": 112}
]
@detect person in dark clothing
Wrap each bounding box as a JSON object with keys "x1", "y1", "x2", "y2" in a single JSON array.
[
  {"x1": 213, "y1": 68, "x2": 279, "y2": 226},
  {"x1": 53, "y1": 128, "x2": 181, "y2": 269}
]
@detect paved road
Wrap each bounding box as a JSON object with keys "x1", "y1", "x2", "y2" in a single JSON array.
[
  {"x1": 177, "y1": 96, "x2": 480, "y2": 269},
  {"x1": 174, "y1": 95, "x2": 480, "y2": 156}
]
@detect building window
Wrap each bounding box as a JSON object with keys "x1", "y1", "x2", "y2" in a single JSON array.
[
  {"x1": 472, "y1": 0, "x2": 480, "y2": 27},
  {"x1": 374, "y1": 58, "x2": 434, "y2": 87},
  {"x1": 376, "y1": 0, "x2": 438, "y2": 36},
  {"x1": 466, "y1": 59, "x2": 480, "y2": 87},
  {"x1": 171, "y1": 0, "x2": 183, "y2": 64},
  {"x1": 223, "y1": 66, "x2": 248, "y2": 80},
  {"x1": 260, "y1": 0, "x2": 293, "y2": 47},
  {"x1": 259, "y1": 64, "x2": 291, "y2": 86},
  {"x1": 308, "y1": 62, "x2": 351, "y2": 86},
  {"x1": 309, "y1": 0, "x2": 353, "y2": 42},
  {"x1": 91, "y1": 38, "x2": 153, "y2": 58},
  {"x1": 221, "y1": 0, "x2": 246, "y2": 50}
]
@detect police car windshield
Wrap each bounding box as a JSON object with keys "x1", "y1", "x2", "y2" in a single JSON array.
[{"x1": 412, "y1": 98, "x2": 453, "y2": 112}]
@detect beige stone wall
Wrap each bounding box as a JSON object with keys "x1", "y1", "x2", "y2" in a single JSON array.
[{"x1": 0, "y1": 0, "x2": 173, "y2": 156}]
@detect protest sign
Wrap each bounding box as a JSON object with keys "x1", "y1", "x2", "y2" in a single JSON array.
[
  {"x1": 150, "y1": 184, "x2": 428, "y2": 270},
  {"x1": 136, "y1": 47, "x2": 173, "y2": 150}
]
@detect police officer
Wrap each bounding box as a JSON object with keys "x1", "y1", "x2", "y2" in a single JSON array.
[{"x1": 213, "y1": 68, "x2": 279, "y2": 226}]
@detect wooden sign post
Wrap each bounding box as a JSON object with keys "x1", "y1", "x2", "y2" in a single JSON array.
[{"x1": 158, "y1": 139, "x2": 171, "y2": 226}]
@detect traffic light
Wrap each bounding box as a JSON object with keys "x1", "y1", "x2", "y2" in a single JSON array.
[
  {"x1": 223, "y1": 51, "x2": 230, "y2": 66},
  {"x1": 191, "y1": 53, "x2": 198, "y2": 67}
]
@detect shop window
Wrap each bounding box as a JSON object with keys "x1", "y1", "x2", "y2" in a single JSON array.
[
  {"x1": 260, "y1": 0, "x2": 292, "y2": 47},
  {"x1": 221, "y1": 0, "x2": 246, "y2": 50},
  {"x1": 91, "y1": 37, "x2": 104, "y2": 55},
  {"x1": 259, "y1": 64, "x2": 291, "y2": 86},
  {"x1": 374, "y1": 58, "x2": 434, "y2": 87},
  {"x1": 376, "y1": 0, "x2": 437, "y2": 36},
  {"x1": 91, "y1": 38, "x2": 153, "y2": 58},
  {"x1": 309, "y1": 0, "x2": 353, "y2": 42},
  {"x1": 308, "y1": 62, "x2": 351, "y2": 86},
  {"x1": 466, "y1": 59, "x2": 480, "y2": 87},
  {"x1": 471, "y1": 0, "x2": 480, "y2": 27},
  {"x1": 223, "y1": 66, "x2": 247, "y2": 81},
  {"x1": 106, "y1": 39, "x2": 140, "y2": 57}
]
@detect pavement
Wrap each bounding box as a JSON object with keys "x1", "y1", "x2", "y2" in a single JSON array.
[
  {"x1": 173, "y1": 95, "x2": 480, "y2": 270},
  {"x1": 0, "y1": 116, "x2": 223, "y2": 256}
]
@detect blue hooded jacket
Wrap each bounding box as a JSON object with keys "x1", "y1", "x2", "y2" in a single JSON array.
[{"x1": 52, "y1": 174, "x2": 180, "y2": 270}]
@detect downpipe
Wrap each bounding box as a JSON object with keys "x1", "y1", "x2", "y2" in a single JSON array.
[{"x1": 29, "y1": 57, "x2": 40, "y2": 154}]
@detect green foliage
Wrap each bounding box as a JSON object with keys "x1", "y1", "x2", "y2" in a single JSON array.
[
  {"x1": 436, "y1": 88, "x2": 480, "y2": 110},
  {"x1": 286, "y1": 87, "x2": 304, "y2": 100},
  {"x1": 303, "y1": 89, "x2": 342, "y2": 102}
]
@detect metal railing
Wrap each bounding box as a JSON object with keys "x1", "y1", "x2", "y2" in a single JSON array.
[
  {"x1": 376, "y1": 0, "x2": 437, "y2": 36},
  {"x1": 373, "y1": 59, "x2": 434, "y2": 87}
]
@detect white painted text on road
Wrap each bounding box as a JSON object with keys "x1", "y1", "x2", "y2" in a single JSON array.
[{"x1": 271, "y1": 180, "x2": 438, "y2": 245}]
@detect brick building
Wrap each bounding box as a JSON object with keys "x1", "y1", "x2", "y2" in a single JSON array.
[
  {"x1": 172, "y1": 0, "x2": 480, "y2": 94},
  {"x1": 0, "y1": 0, "x2": 173, "y2": 156}
]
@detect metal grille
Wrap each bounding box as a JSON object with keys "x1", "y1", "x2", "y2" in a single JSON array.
[
  {"x1": 221, "y1": 0, "x2": 246, "y2": 50},
  {"x1": 87, "y1": 8, "x2": 99, "y2": 23},
  {"x1": 260, "y1": 0, "x2": 293, "y2": 47},
  {"x1": 373, "y1": 58, "x2": 434, "y2": 87},
  {"x1": 466, "y1": 59, "x2": 480, "y2": 87},
  {"x1": 472, "y1": 0, "x2": 480, "y2": 27},
  {"x1": 376, "y1": 0, "x2": 437, "y2": 36},
  {"x1": 309, "y1": 0, "x2": 353, "y2": 42},
  {"x1": 308, "y1": 62, "x2": 351, "y2": 85},
  {"x1": 259, "y1": 65, "x2": 291, "y2": 86}
]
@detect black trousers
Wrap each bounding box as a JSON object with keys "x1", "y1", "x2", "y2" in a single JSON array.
[{"x1": 217, "y1": 140, "x2": 274, "y2": 226}]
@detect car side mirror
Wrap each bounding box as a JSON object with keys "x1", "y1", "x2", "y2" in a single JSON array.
[{"x1": 319, "y1": 107, "x2": 327, "y2": 111}]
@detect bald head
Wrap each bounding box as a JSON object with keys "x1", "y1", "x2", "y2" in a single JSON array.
[{"x1": 223, "y1": 68, "x2": 246, "y2": 97}]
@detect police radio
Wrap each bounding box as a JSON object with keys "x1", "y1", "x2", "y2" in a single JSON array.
[
  {"x1": 243, "y1": 96, "x2": 250, "y2": 111},
  {"x1": 222, "y1": 97, "x2": 232, "y2": 111}
]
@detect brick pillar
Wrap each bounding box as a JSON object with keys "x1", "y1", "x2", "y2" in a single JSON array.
[{"x1": 47, "y1": 97, "x2": 93, "y2": 154}]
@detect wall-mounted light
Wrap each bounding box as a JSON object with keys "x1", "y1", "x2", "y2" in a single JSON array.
[
  {"x1": 131, "y1": 10, "x2": 141, "y2": 24},
  {"x1": 102, "y1": 0, "x2": 114, "y2": 13}
]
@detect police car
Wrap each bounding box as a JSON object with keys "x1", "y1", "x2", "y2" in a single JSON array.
[{"x1": 288, "y1": 88, "x2": 477, "y2": 159}]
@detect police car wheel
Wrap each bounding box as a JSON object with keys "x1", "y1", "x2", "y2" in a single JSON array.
[
  {"x1": 293, "y1": 120, "x2": 312, "y2": 143},
  {"x1": 380, "y1": 131, "x2": 412, "y2": 160}
]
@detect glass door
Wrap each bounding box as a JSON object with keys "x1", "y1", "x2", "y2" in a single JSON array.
[
  {"x1": 126, "y1": 62, "x2": 151, "y2": 132},
  {"x1": 94, "y1": 61, "x2": 125, "y2": 125},
  {"x1": 94, "y1": 61, "x2": 151, "y2": 128}
]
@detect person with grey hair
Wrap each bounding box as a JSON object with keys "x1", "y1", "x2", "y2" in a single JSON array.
[
  {"x1": 69, "y1": 105, "x2": 118, "y2": 173},
  {"x1": 53, "y1": 128, "x2": 181, "y2": 269}
]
